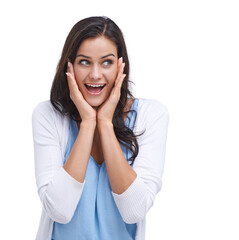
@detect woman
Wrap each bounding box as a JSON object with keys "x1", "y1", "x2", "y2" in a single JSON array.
[{"x1": 32, "y1": 16, "x2": 169, "y2": 240}]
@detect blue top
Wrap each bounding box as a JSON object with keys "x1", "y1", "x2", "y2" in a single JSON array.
[{"x1": 52, "y1": 99, "x2": 139, "y2": 240}]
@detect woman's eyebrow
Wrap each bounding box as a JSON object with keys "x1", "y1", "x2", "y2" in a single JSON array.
[
  {"x1": 76, "y1": 53, "x2": 115, "y2": 59},
  {"x1": 101, "y1": 54, "x2": 115, "y2": 59},
  {"x1": 76, "y1": 54, "x2": 90, "y2": 58}
]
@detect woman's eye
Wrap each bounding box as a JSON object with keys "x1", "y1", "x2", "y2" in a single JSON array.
[
  {"x1": 103, "y1": 60, "x2": 113, "y2": 66},
  {"x1": 79, "y1": 60, "x2": 89, "y2": 65}
]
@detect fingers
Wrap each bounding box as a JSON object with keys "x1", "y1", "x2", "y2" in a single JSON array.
[
  {"x1": 114, "y1": 73, "x2": 126, "y2": 93},
  {"x1": 116, "y1": 57, "x2": 125, "y2": 80},
  {"x1": 66, "y1": 62, "x2": 76, "y2": 90},
  {"x1": 66, "y1": 61, "x2": 75, "y2": 80},
  {"x1": 114, "y1": 57, "x2": 126, "y2": 92},
  {"x1": 66, "y1": 62, "x2": 83, "y2": 100},
  {"x1": 67, "y1": 61, "x2": 74, "y2": 75}
]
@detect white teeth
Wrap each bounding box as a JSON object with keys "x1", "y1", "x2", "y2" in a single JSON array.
[{"x1": 86, "y1": 84, "x2": 105, "y2": 88}]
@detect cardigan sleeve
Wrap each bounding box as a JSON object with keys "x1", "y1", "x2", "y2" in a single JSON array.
[
  {"x1": 112, "y1": 100, "x2": 169, "y2": 224},
  {"x1": 32, "y1": 101, "x2": 85, "y2": 224}
]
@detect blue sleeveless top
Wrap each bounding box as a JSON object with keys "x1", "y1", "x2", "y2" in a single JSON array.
[{"x1": 52, "y1": 99, "x2": 139, "y2": 240}]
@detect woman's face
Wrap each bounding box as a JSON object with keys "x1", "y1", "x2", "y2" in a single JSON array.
[{"x1": 73, "y1": 36, "x2": 118, "y2": 108}]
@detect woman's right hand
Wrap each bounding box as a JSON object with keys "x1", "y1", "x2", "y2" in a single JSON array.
[{"x1": 66, "y1": 62, "x2": 97, "y2": 123}]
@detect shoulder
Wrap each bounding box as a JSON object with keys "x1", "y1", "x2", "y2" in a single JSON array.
[
  {"x1": 32, "y1": 100, "x2": 56, "y2": 128},
  {"x1": 32, "y1": 100, "x2": 70, "y2": 152},
  {"x1": 137, "y1": 98, "x2": 169, "y2": 123},
  {"x1": 134, "y1": 98, "x2": 169, "y2": 152},
  {"x1": 32, "y1": 100, "x2": 66, "y2": 121},
  {"x1": 32, "y1": 100, "x2": 54, "y2": 117},
  {"x1": 32, "y1": 100, "x2": 69, "y2": 134}
]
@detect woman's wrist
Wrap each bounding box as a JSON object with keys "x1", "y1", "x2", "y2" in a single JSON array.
[
  {"x1": 97, "y1": 120, "x2": 114, "y2": 133},
  {"x1": 80, "y1": 119, "x2": 97, "y2": 131}
]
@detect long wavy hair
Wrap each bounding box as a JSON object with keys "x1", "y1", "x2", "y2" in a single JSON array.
[{"x1": 50, "y1": 16, "x2": 141, "y2": 164}]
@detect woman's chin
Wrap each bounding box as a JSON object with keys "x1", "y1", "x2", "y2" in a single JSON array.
[
  {"x1": 83, "y1": 92, "x2": 110, "y2": 109},
  {"x1": 86, "y1": 98, "x2": 105, "y2": 109}
]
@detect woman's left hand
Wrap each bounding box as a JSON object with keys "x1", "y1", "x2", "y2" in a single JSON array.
[{"x1": 97, "y1": 57, "x2": 126, "y2": 124}]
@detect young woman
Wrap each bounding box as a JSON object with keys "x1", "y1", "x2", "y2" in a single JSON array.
[{"x1": 32, "y1": 16, "x2": 169, "y2": 240}]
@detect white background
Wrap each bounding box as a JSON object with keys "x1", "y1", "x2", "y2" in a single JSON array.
[{"x1": 0, "y1": 0, "x2": 239, "y2": 239}]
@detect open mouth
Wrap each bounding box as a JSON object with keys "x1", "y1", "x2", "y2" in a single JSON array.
[{"x1": 84, "y1": 84, "x2": 106, "y2": 95}]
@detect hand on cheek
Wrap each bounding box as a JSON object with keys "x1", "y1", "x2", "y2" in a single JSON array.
[
  {"x1": 97, "y1": 57, "x2": 126, "y2": 124},
  {"x1": 66, "y1": 62, "x2": 97, "y2": 123}
]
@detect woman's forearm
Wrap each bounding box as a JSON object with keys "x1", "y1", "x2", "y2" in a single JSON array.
[
  {"x1": 63, "y1": 121, "x2": 96, "y2": 183},
  {"x1": 98, "y1": 121, "x2": 137, "y2": 194}
]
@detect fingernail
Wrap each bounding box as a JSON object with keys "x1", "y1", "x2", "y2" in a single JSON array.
[{"x1": 65, "y1": 72, "x2": 69, "y2": 76}]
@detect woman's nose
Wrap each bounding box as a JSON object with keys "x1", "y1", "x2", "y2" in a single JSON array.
[{"x1": 89, "y1": 65, "x2": 102, "y2": 80}]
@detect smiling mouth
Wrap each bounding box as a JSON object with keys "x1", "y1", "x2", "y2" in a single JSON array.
[{"x1": 84, "y1": 84, "x2": 106, "y2": 95}]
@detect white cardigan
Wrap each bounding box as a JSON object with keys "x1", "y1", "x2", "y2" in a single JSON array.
[{"x1": 32, "y1": 98, "x2": 169, "y2": 240}]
